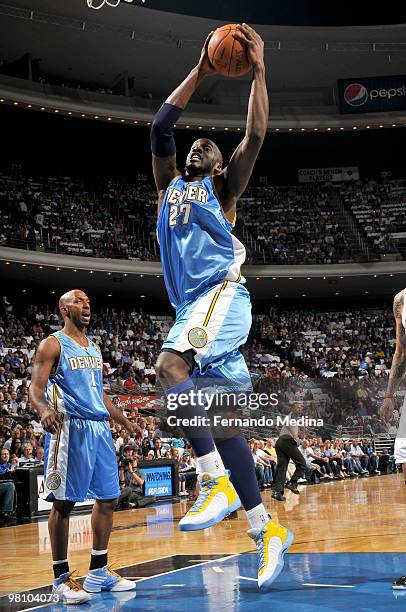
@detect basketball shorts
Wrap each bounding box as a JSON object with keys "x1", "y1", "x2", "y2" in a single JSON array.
[
  {"x1": 394, "y1": 438, "x2": 406, "y2": 463},
  {"x1": 162, "y1": 280, "x2": 252, "y2": 392},
  {"x1": 43, "y1": 416, "x2": 120, "y2": 502}
]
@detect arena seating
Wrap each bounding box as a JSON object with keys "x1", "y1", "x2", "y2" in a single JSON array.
[
  {"x1": 2, "y1": 171, "x2": 405, "y2": 264},
  {"x1": 340, "y1": 179, "x2": 406, "y2": 260}
]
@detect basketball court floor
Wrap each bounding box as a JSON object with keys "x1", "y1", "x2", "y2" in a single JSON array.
[{"x1": 1, "y1": 473, "x2": 405, "y2": 611}]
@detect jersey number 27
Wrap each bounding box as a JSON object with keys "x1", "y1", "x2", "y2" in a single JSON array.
[{"x1": 169, "y1": 203, "x2": 191, "y2": 227}]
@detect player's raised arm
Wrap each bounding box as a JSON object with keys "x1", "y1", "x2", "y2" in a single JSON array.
[
  {"x1": 217, "y1": 24, "x2": 268, "y2": 201},
  {"x1": 29, "y1": 336, "x2": 62, "y2": 433},
  {"x1": 151, "y1": 33, "x2": 216, "y2": 203},
  {"x1": 381, "y1": 290, "x2": 406, "y2": 424}
]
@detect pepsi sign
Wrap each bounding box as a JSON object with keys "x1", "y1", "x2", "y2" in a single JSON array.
[{"x1": 338, "y1": 75, "x2": 406, "y2": 114}]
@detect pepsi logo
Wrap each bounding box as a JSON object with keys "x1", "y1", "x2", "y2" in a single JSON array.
[{"x1": 344, "y1": 83, "x2": 368, "y2": 107}]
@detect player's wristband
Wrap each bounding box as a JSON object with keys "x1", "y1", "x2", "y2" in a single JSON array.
[{"x1": 150, "y1": 103, "x2": 183, "y2": 157}]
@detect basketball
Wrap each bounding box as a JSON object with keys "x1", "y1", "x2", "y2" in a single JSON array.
[{"x1": 207, "y1": 24, "x2": 251, "y2": 77}]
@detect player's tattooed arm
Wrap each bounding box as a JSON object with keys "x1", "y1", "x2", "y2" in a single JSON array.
[
  {"x1": 29, "y1": 336, "x2": 62, "y2": 434},
  {"x1": 387, "y1": 291, "x2": 406, "y2": 394},
  {"x1": 216, "y1": 24, "x2": 268, "y2": 206},
  {"x1": 381, "y1": 291, "x2": 406, "y2": 424}
]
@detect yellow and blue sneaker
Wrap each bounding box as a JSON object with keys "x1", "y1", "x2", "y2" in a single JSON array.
[
  {"x1": 178, "y1": 472, "x2": 241, "y2": 531},
  {"x1": 83, "y1": 565, "x2": 135, "y2": 593},
  {"x1": 248, "y1": 517, "x2": 294, "y2": 590}
]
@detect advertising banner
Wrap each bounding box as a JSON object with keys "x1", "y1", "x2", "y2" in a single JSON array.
[
  {"x1": 298, "y1": 167, "x2": 359, "y2": 183},
  {"x1": 113, "y1": 394, "x2": 160, "y2": 412},
  {"x1": 337, "y1": 74, "x2": 406, "y2": 114},
  {"x1": 139, "y1": 465, "x2": 173, "y2": 497}
]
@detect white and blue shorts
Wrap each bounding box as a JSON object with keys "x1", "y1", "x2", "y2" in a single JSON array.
[
  {"x1": 162, "y1": 280, "x2": 252, "y2": 391},
  {"x1": 43, "y1": 416, "x2": 120, "y2": 503}
]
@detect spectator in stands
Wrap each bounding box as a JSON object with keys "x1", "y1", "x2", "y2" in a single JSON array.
[
  {"x1": 349, "y1": 440, "x2": 369, "y2": 475},
  {"x1": 19, "y1": 443, "x2": 38, "y2": 465},
  {"x1": 360, "y1": 439, "x2": 380, "y2": 474},
  {"x1": 0, "y1": 448, "x2": 15, "y2": 474},
  {"x1": 0, "y1": 447, "x2": 16, "y2": 519},
  {"x1": 248, "y1": 439, "x2": 265, "y2": 489},
  {"x1": 153, "y1": 437, "x2": 163, "y2": 459},
  {"x1": 255, "y1": 440, "x2": 275, "y2": 484}
]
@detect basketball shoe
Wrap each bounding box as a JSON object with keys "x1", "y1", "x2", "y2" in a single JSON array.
[
  {"x1": 83, "y1": 565, "x2": 135, "y2": 593},
  {"x1": 248, "y1": 517, "x2": 294, "y2": 590},
  {"x1": 52, "y1": 571, "x2": 91, "y2": 604},
  {"x1": 178, "y1": 472, "x2": 241, "y2": 531}
]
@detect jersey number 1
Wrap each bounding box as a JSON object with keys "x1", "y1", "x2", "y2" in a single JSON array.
[
  {"x1": 90, "y1": 370, "x2": 97, "y2": 387},
  {"x1": 169, "y1": 203, "x2": 191, "y2": 227}
]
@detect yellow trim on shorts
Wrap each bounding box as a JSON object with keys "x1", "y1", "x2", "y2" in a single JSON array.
[
  {"x1": 51, "y1": 384, "x2": 63, "y2": 470},
  {"x1": 203, "y1": 281, "x2": 228, "y2": 327},
  {"x1": 52, "y1": 417, "x2": 63, "y2": 470}
]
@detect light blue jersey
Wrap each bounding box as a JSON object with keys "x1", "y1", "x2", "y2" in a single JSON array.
[
  {"x1": 47, "y1": 331, "x2": 108, "y2": 420},
  {"x1": 157, "y1": 175, "x2": 246, "y2": 309},
  {"x1": 43, "y1": 330, "x2": 119, "y2": 503}
]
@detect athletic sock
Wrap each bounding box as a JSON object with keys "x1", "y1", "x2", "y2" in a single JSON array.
[
  {"x1": 166, "y1": 379, "x2": 216, "y2": 457},
  {"x1": 196, "y1": 449, "x2": 225, "y2": 478},
  {"x1": 216, "y1": 435, "x2": 264, "y2": 511},
  {"x1": 53, "y1": 559, "x2": 69, "y2": 579},
  {"x1": 89, "y1": 548, "x2": 108, "y2": 571},
  {"x1": 246, "y1": 503, "x2": 269, "y2": 530}
]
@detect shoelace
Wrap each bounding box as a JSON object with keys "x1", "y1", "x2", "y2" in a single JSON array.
[
  {"x1": 254, "y1": 532, "x2": 265, "y2": 569},
  {"x1": 106, "y1": 564, "x2": 121, "y2": 579},
  {"x1": 190, "y1": 479, "x2": 216, "y2": 512},
  {"x1": 64, "y1": 572, "x2": 83, "y2": 592}
]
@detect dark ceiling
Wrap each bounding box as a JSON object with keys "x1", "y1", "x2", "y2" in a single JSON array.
[{"x1": 142, "y1": 1, "x2": 406, "y2": 27}]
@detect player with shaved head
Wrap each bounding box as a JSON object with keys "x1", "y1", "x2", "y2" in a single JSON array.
[
  {"x1": 30, "y1": 289, "x2": 137, "y2": 603},
  {"x1": 151, "y1": 24, "x2": 293, "y2": 590}
]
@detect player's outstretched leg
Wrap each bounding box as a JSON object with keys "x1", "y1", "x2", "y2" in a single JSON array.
[
  {"x1": 157, "y1": 352, "x2": 241, "y2": 531},
  {"x1": 217, "y1": 435, "x2": 293, "y2": 589},
  {"x1": 83, "y1": 499, "x2": 135, "y2": 593}
]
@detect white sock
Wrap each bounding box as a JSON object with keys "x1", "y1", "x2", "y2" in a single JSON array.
[
  {"x1": 196, "y1": 449, "x2": 225, "y2": 478},
  {"x1": 91, "y1": 548, "x2": 108, "y2": 555},
  {"x1": 246, "y1": 503, "x2": 269, "y2": 530}
]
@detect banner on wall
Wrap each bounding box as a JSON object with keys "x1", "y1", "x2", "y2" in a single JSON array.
[
  {"x1": 337, "y1": 74, "x2": 406, "y2": 114},
  {"x1": 298, "y1": 166, "x2": 360, "y2": 183},
  {"x1": 113, "y1": 394, "x2": 161, "y2": 412}
]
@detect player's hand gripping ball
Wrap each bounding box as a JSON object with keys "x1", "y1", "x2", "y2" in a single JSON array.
[{"x1": 207, "y1": 23, "x2": 251, "y2": 77}]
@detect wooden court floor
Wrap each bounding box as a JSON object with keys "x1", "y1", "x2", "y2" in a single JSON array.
[{"x1": 1, "y1": 473, "x2": 405, "y2": 594}]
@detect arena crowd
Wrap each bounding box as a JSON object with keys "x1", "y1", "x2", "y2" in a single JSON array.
[
  {"x1": 0, "y1": 295, "x2": 402, "y2": 517},
  {"x1": 2, "y1": 172, "x2": 404, "y2": 264}
]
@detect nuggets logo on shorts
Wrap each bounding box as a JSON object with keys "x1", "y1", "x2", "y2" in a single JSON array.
[
  {"x1": 46, "y1": 470, "x2": 62, "y2": 491},
  {"x1": 188, "y1": 327, "x2": 208, "y2": 348}
]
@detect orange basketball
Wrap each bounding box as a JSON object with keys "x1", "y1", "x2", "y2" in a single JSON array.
[{"x1": 207, "y1": 24, "x2": 251, "y2": 78}]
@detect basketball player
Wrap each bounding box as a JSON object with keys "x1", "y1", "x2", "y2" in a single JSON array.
[
  {"x1": 151, "y1": 24, "x2": 293, "y2": 590},
  {"x1": 29, "y1": 290, "x2": 136, "y2": 604},
  {"x1": 381, "y1": 289, "x2": 406, "y2": 590}
]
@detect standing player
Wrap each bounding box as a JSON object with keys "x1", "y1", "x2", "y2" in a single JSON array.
[
  {"x1": 151, "y1": 24, "x2": 293, "y2": 589},
  {"x1": 381, "y1": 289, "x2": 406, "y2": 590},
  {"x1": 29, "y1": 290, "x2": 136, "y2": 604}
]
